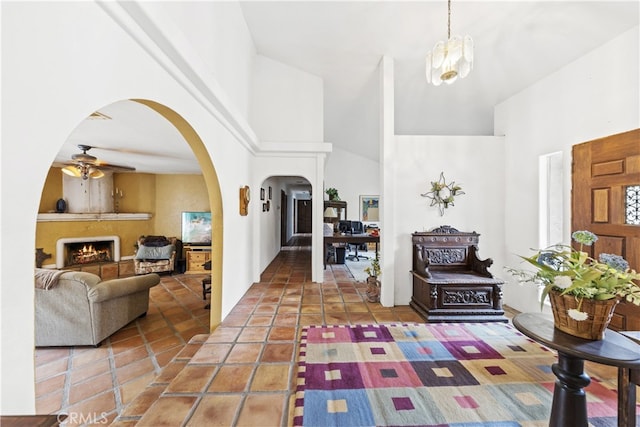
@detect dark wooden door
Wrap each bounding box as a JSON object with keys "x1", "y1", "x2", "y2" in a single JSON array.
[
  {"x1": 572, "y1": 128, "x2": 640, "y2": 330},
  {"x1": 296, "y1": 199, "x2": 312, "y2": 233}
]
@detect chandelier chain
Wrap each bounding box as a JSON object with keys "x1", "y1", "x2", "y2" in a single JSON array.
[{"x1": 447, "y1": 0, "x2": 451, "y2": 40}]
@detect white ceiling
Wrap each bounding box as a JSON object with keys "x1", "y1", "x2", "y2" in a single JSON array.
[{"x1": 54, "y1": 1, "x2": 639, "y2": 173}]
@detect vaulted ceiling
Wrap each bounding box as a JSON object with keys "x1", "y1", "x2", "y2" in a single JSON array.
[{"x1": 54, "y1": 1, "x2": 639, "y2": 173}]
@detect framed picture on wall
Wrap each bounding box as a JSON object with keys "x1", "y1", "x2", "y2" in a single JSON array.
[{"x1": 359, "y1": 195, "x2": 379, "y2": 222}]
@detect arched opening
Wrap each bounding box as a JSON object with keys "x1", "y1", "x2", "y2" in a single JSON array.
[
  {"x1": 34, "y1": 99, "x2": 223, "y2": 415},
  {"x1": 37, "y1": 98, "x2": 223, "y2": 327}
]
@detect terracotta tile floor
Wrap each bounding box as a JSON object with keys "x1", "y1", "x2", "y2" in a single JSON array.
[
  {"x1": 34, "y1": 239, "x2": 624, "y2": 426},
  {"x1": 35, "y1": 273, "x2": 211, "y2": 425},
  {"x1": 113, "y1": 248, "x2": 430, "y2": 426}
]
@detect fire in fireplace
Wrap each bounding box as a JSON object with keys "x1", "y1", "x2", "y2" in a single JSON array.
[
  {"x1": 56, "y1": 236, "x2": 121, "y2": 269},
  {"x1": 66, "y1": 241, "x2": 113, "y2": 266}
]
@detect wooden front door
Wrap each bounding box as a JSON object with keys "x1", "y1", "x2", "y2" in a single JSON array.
[
  {"x1": 296, "y1": 199, "x2": 312, "y2": 233},
  {"x1": 572, "y1": 128, "x2": 640, "y2": 330}
]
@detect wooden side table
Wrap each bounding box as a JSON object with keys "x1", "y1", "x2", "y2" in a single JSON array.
[{"x1": 513, "y1": 313, "x2": 640, "y2": 427}]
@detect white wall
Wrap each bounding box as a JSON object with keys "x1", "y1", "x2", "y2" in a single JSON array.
[
  {"x1": 258, "y1": 176, "x2": 283, "y2": 269},
  {"x1": 496, "y1": 25, "x2": 640, "y2": 314},
  {"x1": 392, "y1": 136, "x2": 505, "y2": 305},
  {"x1": 157, "y1": 1, "x2": 255, "y2": 120},
  {"x1": 251, "y1": 55, "x2": 324, "y2": 143},
  {"x1": 325, "y1": 146, "x2": 381, "y2": 224},
  {"x1": 0, "y1": 1, "x2": 327, "y2": 413}
]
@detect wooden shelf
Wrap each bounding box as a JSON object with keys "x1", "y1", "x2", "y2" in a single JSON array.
[{"x1": 37, "y1": 213, "x2": 152, "y2": 222}]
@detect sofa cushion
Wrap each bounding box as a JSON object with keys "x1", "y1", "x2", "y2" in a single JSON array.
[{"x1": 135, "y1": 244, "x2": 174, "y2": 260}]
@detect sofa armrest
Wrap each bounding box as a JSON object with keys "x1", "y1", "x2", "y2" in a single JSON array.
[{"x1": 87, "y1": 273, "x2": 160, "y2": 303}]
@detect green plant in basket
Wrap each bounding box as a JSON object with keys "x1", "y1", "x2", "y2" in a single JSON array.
[
  {"x1": 364, "y1": 252, "x2": 381, "y2": 278},
  {"x1": 506, "y1": 230, "x2": 640, "y2": 321}
]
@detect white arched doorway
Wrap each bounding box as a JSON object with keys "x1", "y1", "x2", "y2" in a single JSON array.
[{"x1": 36, "y1": 99, "x2": 224, "y2": 328}]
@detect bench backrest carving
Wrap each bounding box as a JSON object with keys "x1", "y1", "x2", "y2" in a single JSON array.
[{"x1": 412, "y1": 225, "x2": 494, "y2": 278}]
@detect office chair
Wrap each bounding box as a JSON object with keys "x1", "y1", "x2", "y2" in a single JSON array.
[
  {"x1": 346, "y1": 221, "x2": 369, "y2": 261},
  {"x1": 338, "y1": 220, "x2": 353, "y2": 234}
]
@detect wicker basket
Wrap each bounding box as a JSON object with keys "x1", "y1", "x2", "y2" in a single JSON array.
[{"x1": 549, "y1": 290, "x2": 619, "y2": 340}]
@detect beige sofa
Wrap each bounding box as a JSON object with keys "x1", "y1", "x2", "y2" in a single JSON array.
[{"x1": 35, "y1": 270, "x2": 160, "y2": 347}]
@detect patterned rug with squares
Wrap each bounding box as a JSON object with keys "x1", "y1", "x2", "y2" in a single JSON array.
[{"x1": 293, "y1": 322, "x2": 630, "y2": 426}]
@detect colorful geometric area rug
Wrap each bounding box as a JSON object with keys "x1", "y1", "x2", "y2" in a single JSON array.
[{"x1": 293, "y1": 323, "x2": 636, "y2": 427}]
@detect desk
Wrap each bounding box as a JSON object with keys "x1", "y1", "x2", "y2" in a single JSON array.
[
  {"x1": 324, "y1": 234, "x2": 379, "y2": 267},
  {"x1": 513, "y1": 313, "x2": 640, "y2": 427}
]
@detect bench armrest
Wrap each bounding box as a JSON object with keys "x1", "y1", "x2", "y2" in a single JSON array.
[
  {"x1": 412, "y1": 245, "x2": 432, "y2": 278},
  {"x1": 468, "y1": 245, "x2": 494, "y2": 278}
]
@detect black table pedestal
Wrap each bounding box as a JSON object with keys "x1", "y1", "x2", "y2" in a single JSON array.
[
  {"x1": 550, "y1": 353, "x2": 590, "y2": 427},
  {"x1": 512, "y1": 313, "x2": 640, "y2": 427}
]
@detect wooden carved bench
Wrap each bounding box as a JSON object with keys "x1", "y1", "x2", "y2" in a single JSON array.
[{"x1": 410, "y1": 225, "x2": 507, "y2": 323}]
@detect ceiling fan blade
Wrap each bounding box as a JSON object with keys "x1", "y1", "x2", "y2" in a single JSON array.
[{"x1": 93, "y1": 162, "x2": 136, "y2": 172}]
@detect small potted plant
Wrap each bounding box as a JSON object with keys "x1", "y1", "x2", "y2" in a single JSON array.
[
  {"x1": 364, "y1": 252, "x2": 381, "y2": 303},
  {"x1": 506, "y1": 230, "x2": 640, "y2": 339},
  {"x1": 325, "y1": 187, "x2": 340, "y2": 201}
]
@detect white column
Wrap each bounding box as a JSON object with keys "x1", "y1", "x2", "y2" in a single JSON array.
[
  {"x1": 380, "y1": 56, "x2": 395, "y2": 307},
  {"x1": 312, "y1": 153, "x2": 327, "y2": 283}
]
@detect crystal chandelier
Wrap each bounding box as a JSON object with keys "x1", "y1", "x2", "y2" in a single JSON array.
[{"x1": 425, "y1": 0, "x2": 473, "y2": 86}]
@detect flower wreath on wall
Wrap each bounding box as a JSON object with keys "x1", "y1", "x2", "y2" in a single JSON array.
[{"x1": 420, "y1": 172, "x2": 465, "y2": 216}]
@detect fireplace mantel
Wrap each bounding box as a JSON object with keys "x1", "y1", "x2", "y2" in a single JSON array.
[{"x1": 37, "y1": 213, "x2": 152, "y2": 222}]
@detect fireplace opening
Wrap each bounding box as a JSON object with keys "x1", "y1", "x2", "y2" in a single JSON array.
[
  {"x1": 56, "y1": 236, "x2": 121, "y2": 269},
  {"x1": 65, "y1": 241, "x2": 113, "y2": 266}
]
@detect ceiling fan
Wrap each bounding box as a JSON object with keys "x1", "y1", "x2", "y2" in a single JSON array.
[{"x1": 62, "y1": 144, "x2": 136, "y2": 180}]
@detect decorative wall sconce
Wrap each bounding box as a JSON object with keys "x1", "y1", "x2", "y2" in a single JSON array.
[
  {"x1": 111, "y1": 187, "x2": 124, "y2": 213},
  {"x1": 421, "y1": 172, "x2": 464, "y2": 216},
  {"x1": 239, "y1": 186, "x2": 250, "y2": 216}
]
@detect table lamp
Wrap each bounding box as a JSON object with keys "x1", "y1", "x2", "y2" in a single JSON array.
[{"x1": 324, "y1": 207, "x2": 338, "y2": 232}]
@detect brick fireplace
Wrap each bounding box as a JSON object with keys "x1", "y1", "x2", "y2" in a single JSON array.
[{"x1": 56, "y1": 236, "x2": 121, "y2": 269}]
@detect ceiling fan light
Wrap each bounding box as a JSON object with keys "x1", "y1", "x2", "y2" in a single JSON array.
[
  {"x1": 62, "y1": 165, "x2": 81, "y2": 177},
  {"x1": 88, "y1": 168, "x2": 104, "y2": 179}
]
